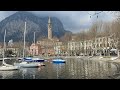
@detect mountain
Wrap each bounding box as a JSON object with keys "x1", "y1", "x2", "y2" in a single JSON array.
[{"x1": 0, "y1": 11, "x2": 72, "y2": 43}]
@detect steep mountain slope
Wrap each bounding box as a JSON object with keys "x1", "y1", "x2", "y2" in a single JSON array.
[{"x1": 0, "y1": 11, "x2": 71, "y2": 42}]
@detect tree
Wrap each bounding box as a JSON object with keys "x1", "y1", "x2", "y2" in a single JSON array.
[
  {"x1": 60, "y1": 32, "x2": 72, "y2": 42},
  {"x1": 5, "y1": 50, "x2": 14, "y2": 57},
  {"x1": 110, "y1": 12, "x2": 120, "y2": 57}
]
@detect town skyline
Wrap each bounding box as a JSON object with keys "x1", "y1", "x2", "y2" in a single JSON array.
[
  {"x1": 0, "y1": 11, "x2": 120, "y2": 79},
  {"x1": 0, "y1": 11, "x2": 115, "y2": 33}
]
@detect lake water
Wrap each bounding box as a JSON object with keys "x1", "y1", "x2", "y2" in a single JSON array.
[{"x1": 0, "y1": 58, "x2": 120, "y2": 79}]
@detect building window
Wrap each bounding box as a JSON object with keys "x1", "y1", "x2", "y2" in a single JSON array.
[{"x1": 107, "y1": 43, "x2": 109, "y2": 47}]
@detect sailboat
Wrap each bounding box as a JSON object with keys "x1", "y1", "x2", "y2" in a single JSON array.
[
  {"x1": 0, "y1": 30, "x2": 19, "y2": 71},
  {"x1": 14, "y1": 22, "x2": 41, "y2": 68},
  {"x1": 24, "y1": 32, "x2": 45, "y2": 63}
]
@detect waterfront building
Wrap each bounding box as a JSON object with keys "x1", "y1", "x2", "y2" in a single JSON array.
[
  {"x1": 54, "y1": 42, "x2": 67, "y2": 56},
  {"x1": 67, "y1": 34, "x2": 118, "y2": 56},
  {"x1": 29, "y1": 43, "x2": 41, "y2": 56}
]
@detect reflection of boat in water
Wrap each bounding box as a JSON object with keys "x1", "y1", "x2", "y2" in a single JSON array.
[
  {"x1": 0, "y1": 71, "x2": 15, "y2": 79},
  {"x1": 53, "y1": 63, "x2": 65, "y2": 79},
  {"x1": 52, "y1": 58, "x2": 66, "y2": 63},
  {"x1": 20, "y1": 68, "x2": 37, "y2": 79}
]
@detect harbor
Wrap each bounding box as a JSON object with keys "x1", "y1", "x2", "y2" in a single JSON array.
[
  {"x1": 0, "y1": 57, "x2": 120, "y2": 79},
  {"x1": 0, "y1": 11, "x2": 120, "y2": 79}
]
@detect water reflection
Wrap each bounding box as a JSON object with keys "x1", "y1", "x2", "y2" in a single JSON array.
[
  {"x1": 0, "y1": 71, "x2": 15, "y2": 79},
  {"x1": 19, "y1": 68, "x2": 38, "y2": 79},
  {"x1": 0, "y1": 59, "x2": 120, "y2": 79},
  {"x1": 66, "y1": 59, "x2": 118, "y2": 79},
  {"x1": 53, "y1": 63, "x2": 65, "y2": 79}
]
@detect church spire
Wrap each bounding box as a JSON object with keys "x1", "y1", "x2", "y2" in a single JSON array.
[
  {"x1": 48, "y1": 16, "x2": 51, "y2": 24},
  {"x1": 48, "y1": 16, "x2": 52, "y2": 40}
]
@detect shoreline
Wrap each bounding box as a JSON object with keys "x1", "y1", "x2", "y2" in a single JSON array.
[
  {"x1": 1, "y1": 56, "x2": 120, "y2": 64},
  {"x1": 63, "y1": 56, "x2": 120, "y2": 64}
]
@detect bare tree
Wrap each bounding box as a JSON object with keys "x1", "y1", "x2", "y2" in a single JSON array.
[
  {"x1": 60, "y1": 33, "x2": 72, "y2": 42},
  {"x1": 111, "y1": 12, "x2": 120, "y2": 57}
]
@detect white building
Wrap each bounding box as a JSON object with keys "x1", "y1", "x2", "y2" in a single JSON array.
[{"x1": 67, "y1": 34, "x2": 118, "y2": 56}]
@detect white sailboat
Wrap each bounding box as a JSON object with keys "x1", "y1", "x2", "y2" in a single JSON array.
[
  {"x1": 24, "y1": 32, "x2": 45, "y2": 63},
  {"x1": 0, "y1": 30, "x2": 19, "y2": 71},
  {"x1": 14, "y1": 22, "x2": 41, "y2": 68}
]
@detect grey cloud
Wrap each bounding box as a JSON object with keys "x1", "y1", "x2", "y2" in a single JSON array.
[{"x1": 0, "y1": 11, "x2": 116, "y2": 33}]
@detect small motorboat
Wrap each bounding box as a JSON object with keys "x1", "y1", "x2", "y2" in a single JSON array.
[
  {"x1": 52, "y1": 58, "x2": 66, "y2": 63},
  {"x1": 32, "y1": 58, "x2": 45, "y2": 62},
  {"x1": 24, "y1": 57, "x2": 45, "y2": 62}
]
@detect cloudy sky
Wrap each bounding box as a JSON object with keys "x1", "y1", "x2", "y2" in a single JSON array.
[{"x1": 0, "y1": 11, "x2": 116, "y2": 33}]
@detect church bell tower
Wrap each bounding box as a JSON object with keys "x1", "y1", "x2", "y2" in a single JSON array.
[{"x1": 48, "y1": 16, "x2": 52, "y2": 40}]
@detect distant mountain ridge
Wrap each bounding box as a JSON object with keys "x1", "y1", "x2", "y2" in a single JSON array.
[{"x1": 0, "y1": 11, "x2": 71, "y2": 43}]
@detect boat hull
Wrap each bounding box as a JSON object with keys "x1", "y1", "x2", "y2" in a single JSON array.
[
  {"x1": 52, "y1": 61, "x2": 66, "y2": 63},
  {"x1": 24, "y1": 57, "x2": 45, "y2": 62},
  {"x1": 24, "y1": 57, "x2": 32, "y2": 60},
  {"x1": 52, "y1": 59, "x2": 66, "y2": 63},
  {"x1": 0, "y1": 66, "x2": 19, "y2": 71},
  {"x1": 14, "y1": 62, "x2": 40, "y2": 68},
  {"x1": 25, "y1": 60, "x2": 45, "y2": 62}
]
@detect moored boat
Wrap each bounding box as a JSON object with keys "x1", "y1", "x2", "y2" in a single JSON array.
[
  {"x1": 24, "y1": 57, "x2": 45, "y2": 62},
  {"x1": 32, "y1": 58, "x2": 45, "y2": 62},
  {"x1": 14, "y1": 61, "x2": 41, "y2": 68},
  {"x1": 0, "y1": 29, "x2": 20, "y2": 71},
  {"x1": 0, "y1": 65, "x2": 19, "y2": 71},
  {"x1": 14, "y1": 22, "x2": 42, "y2": 68},
  {"x1": 52, "y1": 58, "x2": 66, "y2": 63}
]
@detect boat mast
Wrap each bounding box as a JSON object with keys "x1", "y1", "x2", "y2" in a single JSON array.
[
  {"x1": 23, "y1": 22, "x2": 26, "y2": 58},
  {"x1": 3, "y1": 29, "x2": 6, "y2": 64}
]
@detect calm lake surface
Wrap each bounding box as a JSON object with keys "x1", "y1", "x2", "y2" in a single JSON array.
[{"x1": 0, "y1": 58, "x2": 120, "y2": 79}]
